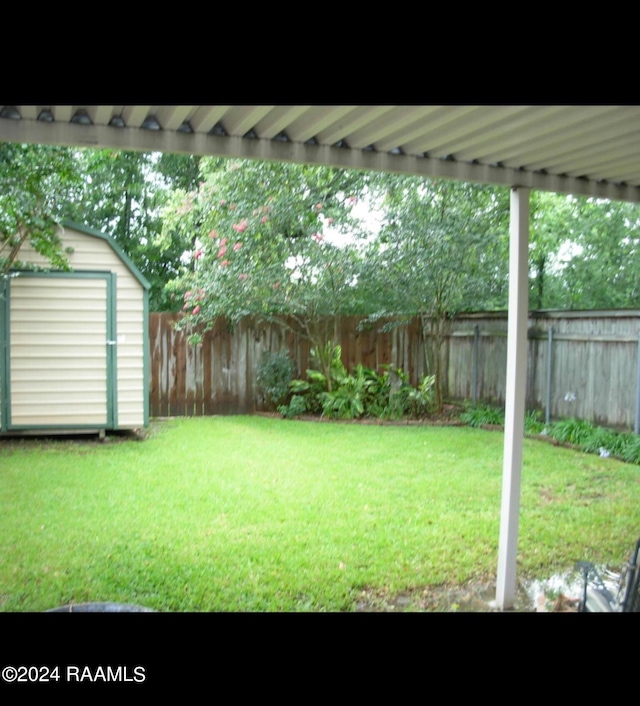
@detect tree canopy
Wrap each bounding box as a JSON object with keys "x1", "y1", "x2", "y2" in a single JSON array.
[
  {"x1": 0, "y1": 143, "x2": 81, "y2": 275},
  {"x1": 3, "y1": 141, "x2": 640, "y2": 321},
  {"x1": 358, "y1": 175, "x2": 511, "y2": 408},
  {"x1": 160, "y1": 158, "x2": 373, "y2": 348}
]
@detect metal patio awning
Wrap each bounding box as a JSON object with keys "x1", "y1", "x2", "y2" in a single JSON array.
[{"x1": 3, "y1": 104, "x2": 639, "y2": 610}]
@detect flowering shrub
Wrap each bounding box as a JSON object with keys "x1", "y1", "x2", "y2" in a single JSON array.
[{"x1": 161, "y1": 159, "x2": 369, "y2": 344}]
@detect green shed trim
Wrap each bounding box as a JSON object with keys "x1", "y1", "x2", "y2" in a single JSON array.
[
  {"x1": 143, "y1": 289, "x2": 150, "y2": 427},
  {"x1": 0, "y1": 276, "x2": 9, "y2": 432},
  {"x1": 106, "y1": 271, "x2": 117, "y2": 429}
]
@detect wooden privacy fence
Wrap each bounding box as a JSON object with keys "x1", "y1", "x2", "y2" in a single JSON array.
[
  {"x1": 447, "y1": 310, "x2": 640, "y2": 431},
  {"x1": 149, "y1": 313, "x2": 423, "y2": 417},
  {"x1": 149, "y1": 310, "x2": 640, "y2": 430}
]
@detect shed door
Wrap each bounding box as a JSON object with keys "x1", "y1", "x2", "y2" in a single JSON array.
[{"x1": 5, "y1": 273, "x2": 115, "y2": 430}]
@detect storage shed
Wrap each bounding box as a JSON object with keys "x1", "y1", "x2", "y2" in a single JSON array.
[{"x1": 0, "y1": 221, "x2": 150, "y2": 435}]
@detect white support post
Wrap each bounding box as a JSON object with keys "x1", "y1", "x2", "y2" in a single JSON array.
[{"x1": 495, "y1": 187, "x2": 530, "y2": 610}]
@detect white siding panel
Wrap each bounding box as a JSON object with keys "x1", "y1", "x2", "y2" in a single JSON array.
[
  {"x1": 12, "y1": 226, "x2": 147, "y2": 429},
  {"x1": 9, "y1": 276, "x2": 108, "y2": 427}
]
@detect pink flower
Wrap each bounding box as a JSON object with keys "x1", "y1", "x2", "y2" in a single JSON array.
[
  {"x1": 349, "y1": 196, "x2": 356, "y2": 204},
  {"x1": 239, "y1": 273, "x2": 248, "y2": 281},
  {"x1": 232, "y1": 219, "x2": 248, "y2": 233},
  {"x1": 183, "y1": 302, "x2": 190, "y2": 310},
  {"x1": 326, "y1": 217, "x2": 334, "y2": 224},
  {"x1": 217, "y1": 246, "x2": 227, "y2": 259},
  {"x1": 228, "y1": 203, "x2": 237, "y2": 211},
  {"x1": 208, "y1": 230, "x2": 218, "y2": 239},
  {"x1": 192, "y1": 305, "x2": 200, "y2": 315},
  {"x1": 220, "y1": 260, "x2": 230, "y2": 267},
  {"x1": 316, "y1": 203, "x2": 323, "y2": 210},
  {"x1": 313, "y1": 233, "x2": 323, "y2": 243},
  {"x1": 194, "y1": 250, "x2": 204, "y2": 259},
  {"x1": 220, "y1": 199, "x2": 227, "y2": 206},
  {"x1": 261, "y1": 216, "x2": 269, "y2": 224},
  {"x1": 233, "y1": 241, "x2": 243, "y2": 252},
  {"x1": 220, "y1": 237, "x2": 228, "y2": 247},
  {"x1": 184, "y1": 291, "x2": 192, "y2": 300}
]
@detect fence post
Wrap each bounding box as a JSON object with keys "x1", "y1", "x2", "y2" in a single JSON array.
[
  {"x1": 635, "y1": 331, "x2": 640, "y2": 434},
  {"x1": 546, "y1": 327, "x2": 553, "y2": 425},
  {"x1": 472, "y1": 325, "x2": 479, "y2": 403}
]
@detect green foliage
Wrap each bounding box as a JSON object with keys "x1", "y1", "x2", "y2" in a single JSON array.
[
  {"x1": 360, "y1": 176, "x2": 511, "y2": 410},
  {"x1": 524, "y1": 409, "x2": 546, "y2": 435},
  {"x1": 256, "y1": 349, "x2": 296, "y2": 410},
  {"x1": 286, "y1": 344, "x2": 346, "y2": 414},
  {"x1": 547, "y1": 417, "x2": 596, "y2": 446},
  {"x1": 370, "y1": 371, "x2": 437, "y2": 420},
  {"x1": 287, "y1": 345, "x2": 435, "y2": 422},
  {"x1": 619, "y1": 434, "x2": 640, "y2": 465},
  {"x1": 154, "y1": 153, "x2": 202, "y2": 192},
  {"x1": 9, "y1": 144, "x2": 640, "y2": 317},
  {"x1": 538, "y1": 417, "x2": 640, "y2": 466},
  {"x1": 398, "y1": 374, "x2": 437, "y2": 418},
  {"x1": 161, "y1": 158, "x2": 372, "y2": 349},
  {"x1": 278, "y1": 394, "x2": 307, "y2": 419},
  {"x1": 359, "y1": 365, "x2": 397, "y2": 418},
  {"x1": 460, "y1": 404, "x2": 505, "y2": 428},
  {"x1": 318, "y1": 364, "x2": 369, "y2": 419},
  {"x1": 579, "y1": 425, "x2": 627, "y2": 457},
  {"x1": 458, "y1": 406, "x2": 640, "y2": 467},
  {"x1": 0, "y1": 143, "x2": 82, "y2": 274},
  {"x1": 527, "y1": 193, "x2": 640, "y2": 310},
  {"x1": 546, "y1": 422, "x2": 640, "y2": 465},
  {"x1": 309, "y1": 342, "x2": 348, "y2": 391}
]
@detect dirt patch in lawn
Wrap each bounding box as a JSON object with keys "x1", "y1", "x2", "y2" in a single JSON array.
[{"x1": 353, "y1": 578, "x2": 579, "y2": 613}]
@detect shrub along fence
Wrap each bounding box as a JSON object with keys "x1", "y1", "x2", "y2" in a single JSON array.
[{"x1": 149, "y1": 309, "x2": 640, "y2": 431}]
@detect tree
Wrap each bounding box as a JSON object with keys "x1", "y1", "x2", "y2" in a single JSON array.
[
  {"x1": 557, "y1": 196, "x2": 640, "y2": 309},
  {"x1": 160, "y1": 157, "x2": 373, "y2": 384},
  {"x1": 360, "y1": 175, "x2": 510, "y2": 410},
  {"x1": 526, "y1": 193, "x2": 640, "y2": 310},
  {"x1": 0, "y1": 143, "x2": 81, "y2": 275},
  {"x1": 528, "y1": 191, "x2": 580, "y2": 309},
  {"x1": 154, "y1": 152, "x2": 202, "y2": 192},
  {"x1": 57, "y1": 149, "x2": 191, "y2": 311}
]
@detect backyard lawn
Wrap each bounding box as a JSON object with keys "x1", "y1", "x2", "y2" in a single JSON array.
[{"x1": 1, "y1": 415, "x2": 639, "y2": 612}]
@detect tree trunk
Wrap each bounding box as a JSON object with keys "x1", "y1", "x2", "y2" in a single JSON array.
[{"x1": 421, "y1": 314, "x2": 449, "y2": 412}]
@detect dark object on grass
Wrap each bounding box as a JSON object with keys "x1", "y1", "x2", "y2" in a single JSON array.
[{"x1": 45, "y1": 602, "x2": 155, "y2": 612}]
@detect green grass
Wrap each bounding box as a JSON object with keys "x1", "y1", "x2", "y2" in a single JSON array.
[{"x1": 1, "y1": 416, "x2": 639, "y2": 612}]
